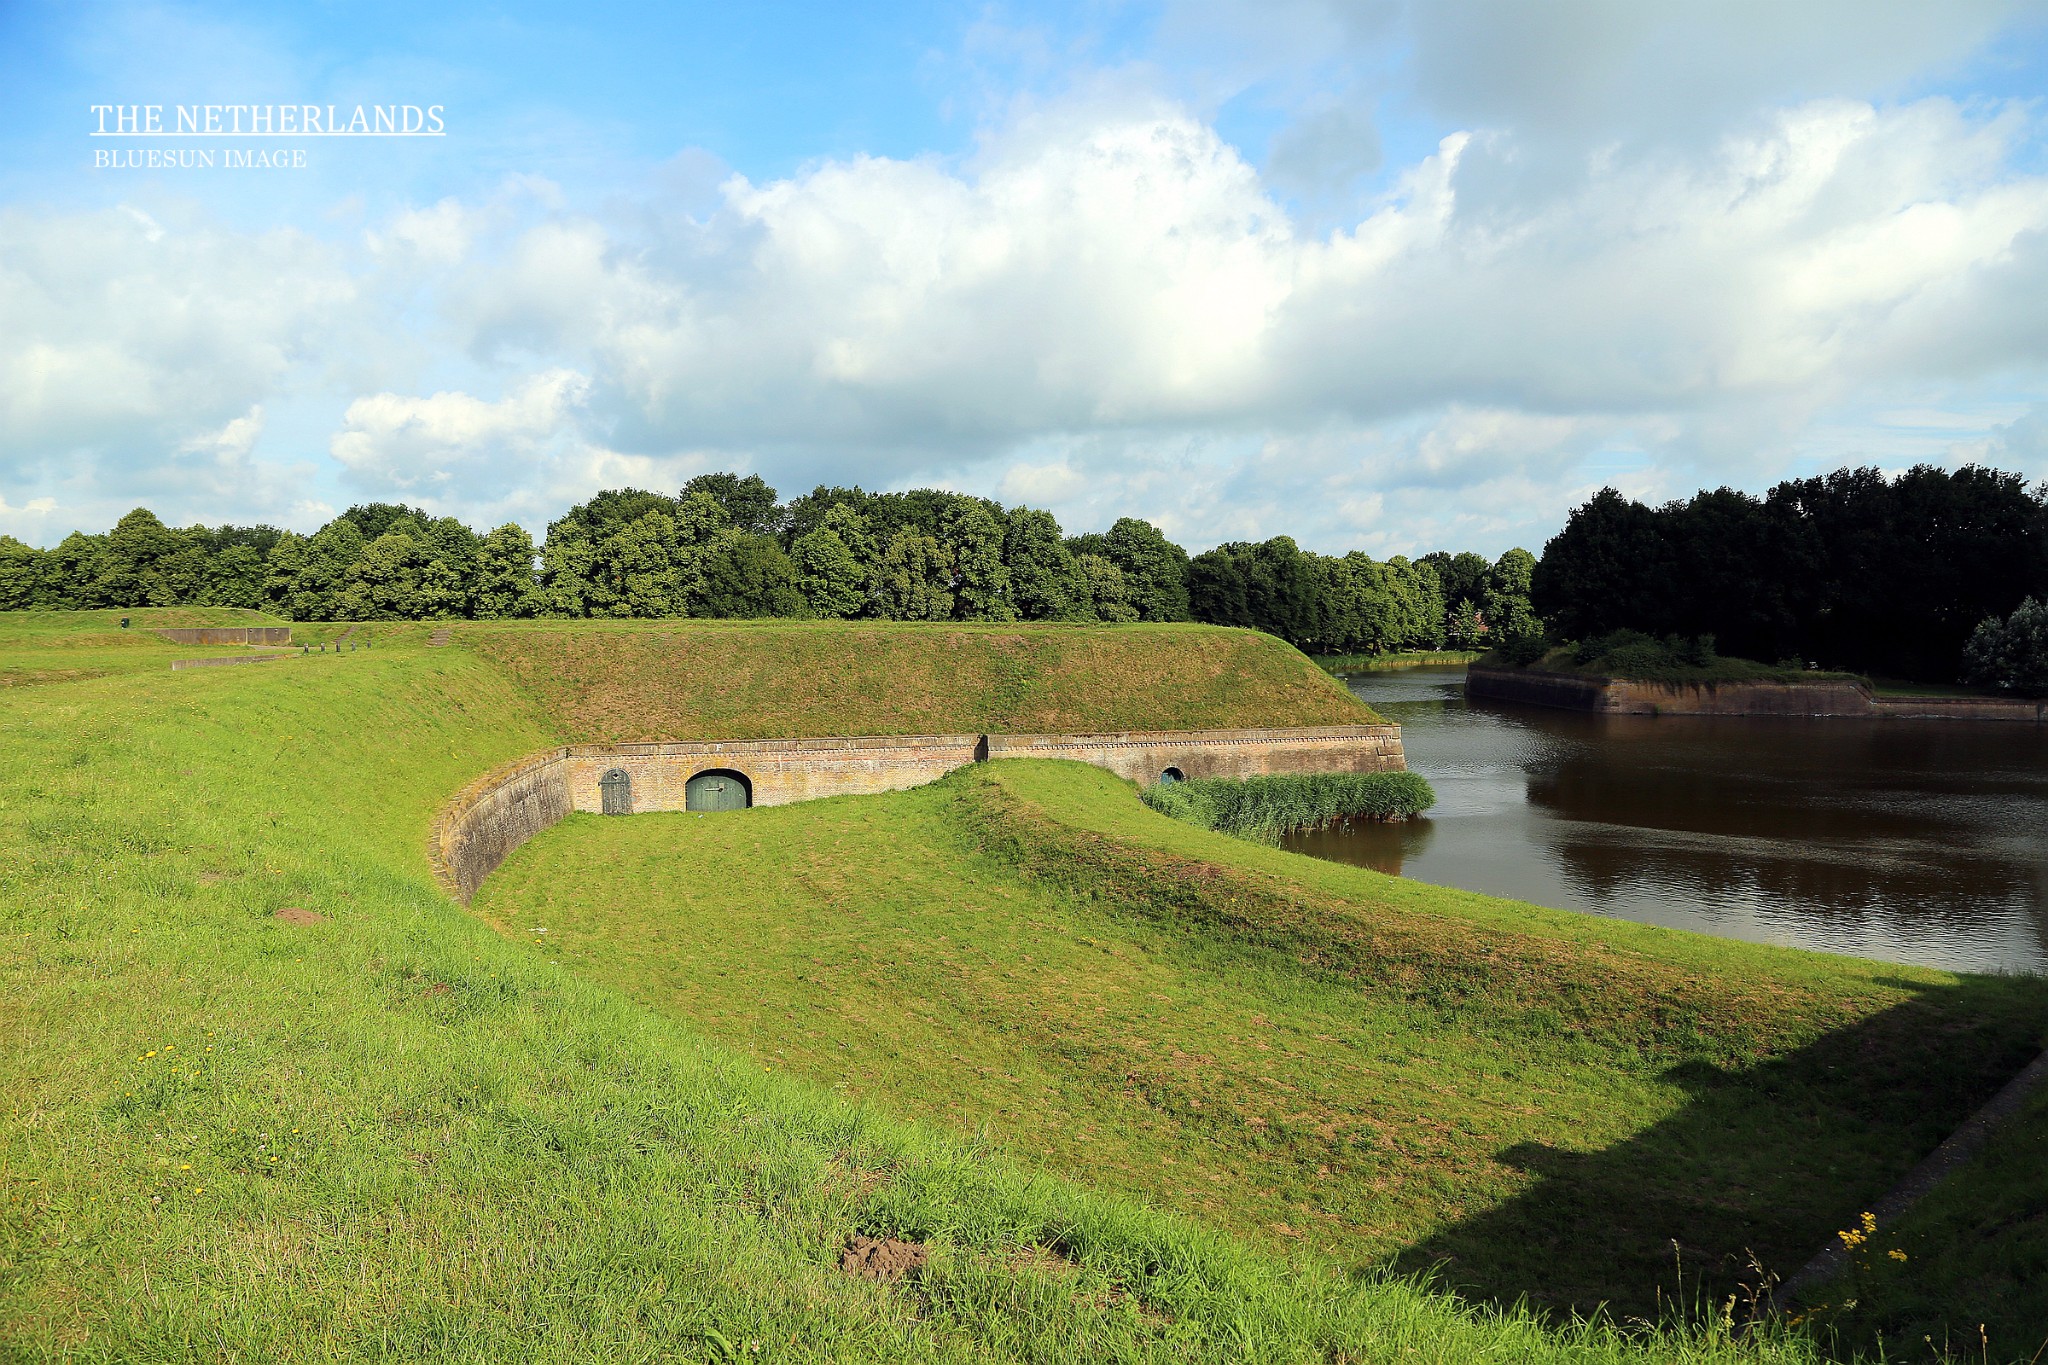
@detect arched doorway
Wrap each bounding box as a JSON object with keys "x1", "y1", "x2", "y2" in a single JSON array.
[
  {"x1": 1159, "y1": 766, "x2": 1185, "y2": 785},
  {"x1": 599, "y1": 767, "x2": 633, "y2": 815},
  {"x1": 685, "y1": 769, "x2": 752, "y2": 811}
]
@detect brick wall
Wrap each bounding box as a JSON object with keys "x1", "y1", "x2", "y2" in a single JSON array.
[{"x1": 429, "y1": 724, "x2": 1407, "y2": 903}]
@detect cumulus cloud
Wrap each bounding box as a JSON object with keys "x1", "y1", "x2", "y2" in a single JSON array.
[
  {"x1": 422, "y1": 90, "x2": 2047, "y2": 539},
  {"x1": 326, "y1": 369, "x2": 726, "y2": 527}
]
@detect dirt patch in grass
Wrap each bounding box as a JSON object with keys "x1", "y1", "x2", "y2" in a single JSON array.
[
  {"x1": 841, "y1": 1234, "x2": 929, "y2": 1283},
  {"x1": 272, "y1": 907, "x2": 325, "y2": 926}
]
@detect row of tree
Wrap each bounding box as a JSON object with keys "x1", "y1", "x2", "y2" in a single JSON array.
[
  {"x1": 0, "y1": 473, "x2": 1536, "y2": 653},
  {"x1": 1533, "y1": 464, "x2": 2048, "y2": 682}
]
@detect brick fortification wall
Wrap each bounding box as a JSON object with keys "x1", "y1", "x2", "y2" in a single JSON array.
[{"x1": 431, "y1": 724, "x2": 1406, "y2": 903}]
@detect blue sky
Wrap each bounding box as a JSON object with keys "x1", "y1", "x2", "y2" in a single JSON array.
[{"x1": 4, "y1": 0, "x2": 2048, "y2": 556}]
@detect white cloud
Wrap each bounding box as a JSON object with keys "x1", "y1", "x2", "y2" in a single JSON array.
[
  {"x1": 428, "y1": 91, "x2": 2047, "y2": 538},
  {"x1": 177, "y1": 406, "x2": 266, "y2": 462}
]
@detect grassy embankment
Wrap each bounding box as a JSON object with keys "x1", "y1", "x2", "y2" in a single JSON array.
[
  {"x1": 476, "y1": 761, "x2": 2047, "y2": 1355},
  {"x1": 0, "y1": 606, "x2": 295, "y2": 688},
  {"x1": 2, "y1": 610, "x2": 2040, "y2": 1360},
  {"x1": 1480, "y1": 634, "x2": 1862, "y2": 687},
  {"x1": 1814, "y1": 1081, "x2": 2048, "y2": 1351},
  {"x1": 459, "y1": 619, "x2": 1379, "y2": 740},
  {"x1": 1, "y1": 609, "x2": 1775, "y2": 1364},
  {"x1": 1312, "y1": 650, "x2": 1484, "y2": 675}
]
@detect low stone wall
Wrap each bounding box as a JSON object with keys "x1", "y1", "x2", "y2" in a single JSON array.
[
  {"x1": 429, "y1": 750, "x2": 575, "y2": 902},
  {"x1": 1870, "y1": 694, "x2": 2047, "y2": 722},
  {"x1": 987, "y1": 725, "x2": 1404, "y2": 780},
  {"x1": 430, "y1": 723, "x2": 1406, "y2": 903},
  {"x1": 155, "y1": 627, "x2": 292, "y2": 646}
]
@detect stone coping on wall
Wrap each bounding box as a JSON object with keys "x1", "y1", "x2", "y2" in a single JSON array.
[{"x1": 429, "y1": 723, "x2": 1406, "y2": 904}]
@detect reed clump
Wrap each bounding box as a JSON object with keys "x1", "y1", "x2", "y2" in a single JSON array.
[{"x1": 1139, "y1": 769, "x2": 1435, "y2": 841}]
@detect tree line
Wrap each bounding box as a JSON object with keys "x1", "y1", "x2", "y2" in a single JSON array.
[
  {"x1": 0, "y1": 473, "x2": 1537, "y2": 654},
  {"x1": 1533, "y1": 464, "x2": 2048, "y2": 684}
]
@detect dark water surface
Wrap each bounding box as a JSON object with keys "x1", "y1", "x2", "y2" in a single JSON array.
[{"x1": 1284, "y1": 666, "x2": 2048, "y2": 974}]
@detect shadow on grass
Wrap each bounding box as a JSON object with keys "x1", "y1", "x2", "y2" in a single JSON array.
[{"x1": 1390, "y1": 975, "x2": 2044, "y2": 1328}]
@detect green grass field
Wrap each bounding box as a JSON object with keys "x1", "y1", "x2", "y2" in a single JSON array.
[
  {"x1": 0, "y1": 606, "x2": 295, "y2": 687},
  {"x1": 1, "y1": 609, "x2": 2041, "y2": 1362}
]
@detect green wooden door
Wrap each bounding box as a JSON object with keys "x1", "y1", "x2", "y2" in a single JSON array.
[{"x1": 685, "y1": 770, "x2": 749, "y2": 811}]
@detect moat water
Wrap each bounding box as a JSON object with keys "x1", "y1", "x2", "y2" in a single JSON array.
[{"x1": 1284, "y1": 665, "x2": 2048, "y2": 975}]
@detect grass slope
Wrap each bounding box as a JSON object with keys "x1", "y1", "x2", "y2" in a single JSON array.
[
  {"x1": 1810, "y1": 1080, "x2": 2048, "y2": 1354},
  {"x1": 460, "y1": 620, "x2": 1377, "y2": 741},
  {"x1": 474, "y1": 760, "x2": 2044, "y2": 1347},
  {"x1": 0, "y1": 612, "x2": 1838, "y2": 1362},
  {"x1": 0, "y1": 607, "x2": 292, "y2": 688}
]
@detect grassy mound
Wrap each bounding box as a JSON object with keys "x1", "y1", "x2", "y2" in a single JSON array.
[
  {"x1": 1482, "y1": 632, "x2": 1860, "y2": 686},
  {"x1": 1139, "y1": 770, "x2": 1435, "y2": 840},
  {"x1": 0, "y1": 612, "x2": 1820, "y2": 1362},
  {"x1": 458, "y1": 620, "x2": 1376, "y2": 741},
  {"x1": 475, "y1": 758, "x2": 2044, "y2": 1340}
]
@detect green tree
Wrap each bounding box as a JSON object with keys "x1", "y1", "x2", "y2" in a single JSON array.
[
  {"x1": 44, "y1": 532, "x2": 109, "y2": 608},
  {"x1": 340, "y1": 528, "x2": 466, "y2": 619},
  {"x1": 474, "y1": 524, "x2": 542, "y2": 619},
  {"x1": 96, "y1": 508, "x2": 205, "y2": 606},
  {"x1": 1005, "y1": 508, "x2": 1090, "y2": 621},
  {"x1": 1484, "y1": 547, "x2": 1541, "y2": 641},
  {"x1": 586, "y1": 512, "x2": 688, "y2": 618},
  {"x1": 286, "y1": 519, "x2": 367, "y2": 620},
  {"x1": 946, "y1": 502, "x2": 1016, "y2": 621},
  {"x1": 539, "y1": 531, "x2": 597, "y2": 618},
  {"x1": 1102, "y1": 518, "x2": 1191, "y2": 621},
  {"x1": 875, "y1": 528, "x2": 954, "y2": 620},
  {"x1": 1446, "y1": 597, "x2": 1485, "y2": 648},
  {"x1": 792, "y1": 525, "x2": 868, "y2": 619},
  {"x1": 1077, "y1": 554, "x2": 1137, "y2": 622},
  {"x1": 0, "y1": 537, "x2": 46, "y2": 610},
  {"x1": 339, "y1": 502, "x2": 436, "y2": 543},
  {"x1": 203, "y1": 544, "x2": 268, "y2": 609},
  {"x1": 1964, "y1": 597, "x2": 2048, "y2": 697},
  {"x1": 262, "y1": 533, "x2": 308, "y2": 616},
  {"x1": 695, "y1": 532, "x2": 805, "y2": 618},
  {"x1": 683, "y1": 472, "x2": 782, "y2": 536}
]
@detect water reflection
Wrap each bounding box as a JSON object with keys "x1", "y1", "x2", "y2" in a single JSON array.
[{"x1": 1283, "y1": 666, "x2": 2048, "y2": 974}]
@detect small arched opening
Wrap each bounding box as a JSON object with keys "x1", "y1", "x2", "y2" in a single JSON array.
[
  {"x1": 599, "y1": 767, "x2": 634, "y2": 815},
  {"x1": 1159, "y1": 766, "x2": 1185, "y2": 785},
  {"x1": 685, "y1": 768, "x2": 753, "y2": 812}
]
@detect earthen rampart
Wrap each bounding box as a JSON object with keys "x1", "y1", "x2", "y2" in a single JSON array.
[{"x1": 430, "y1": 723, "x2": 1406, "y2": 903}]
